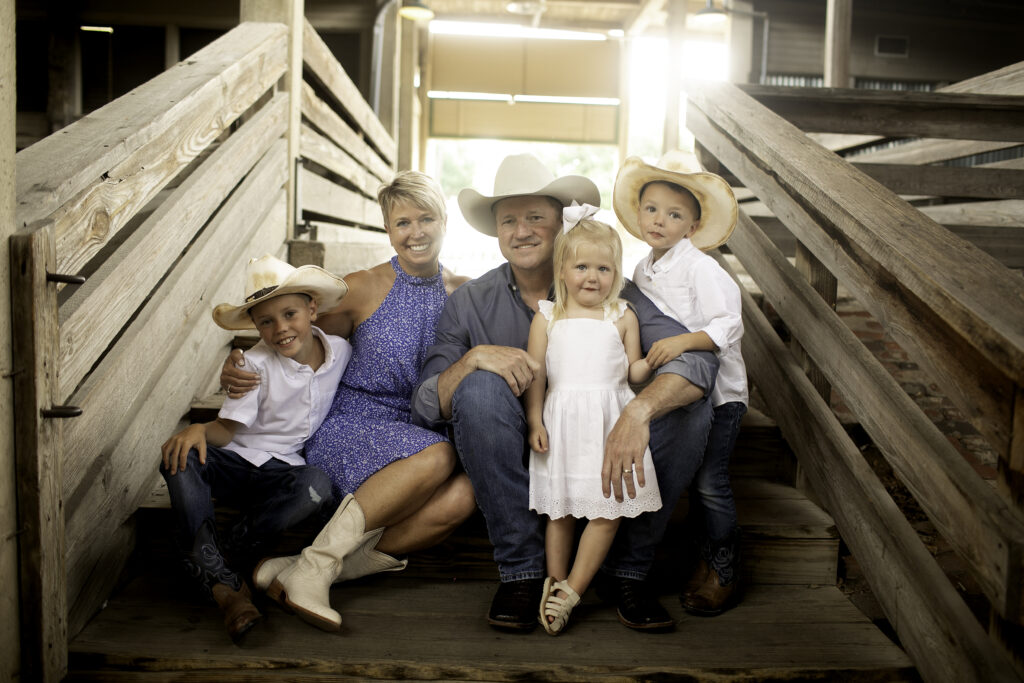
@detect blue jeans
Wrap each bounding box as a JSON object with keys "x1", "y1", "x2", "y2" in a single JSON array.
[
  {"x1": 690, "y1": 401, "x2": 746, "y2": 541},
  {"x1": 451, "y1": 370, "x2": 714, "y2": 582},
  {"x1": 161, "y1": 445, "x2": 336, "y2": 575}
]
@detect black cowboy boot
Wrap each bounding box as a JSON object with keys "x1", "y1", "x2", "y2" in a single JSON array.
[
  {"x1": 183, "y1": 519, "x2": 262, "y2": 642},
  {"x1": 681, "y1": 529, "x2": 741, "y2": 616}
]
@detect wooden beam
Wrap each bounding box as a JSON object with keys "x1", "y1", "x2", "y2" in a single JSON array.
[
  {"x1": 15, "y1": 22, "x2": 287, "y2": 243},
  {"x1": 300, "y1": 167, "x2": 384, "y2": 229},
  {"x1": 729, "y1": 210, "x2": 1024, "y2": 623},
  {"x1": 302, "y1": 18, "x2": 395, "y2": 165},
  {"x1": 738, "y1": 85, "x2": 1024, "y2": 142},
  {"x1": 57, "y1": 93, "x2": 288, "y2": 403},
  {"x1": 10, "y1": 222, "x2": 68, "y2": 681},
  {"x1": 686, "y1": 83, "x2": 1024, "y2": 461},
  {"x1": 300, "y1": 123, "x2": 380, "y2": 198},
  {"x1": 722, "y1": 256, "x2": 1020, "y2": 681},
  {"x1": 852, "y1": 163, "x2": 1024, "y2": 199},
  {"x1": 824, "y1": 0, "x2": 851, "y2": 88},
  {"x1": 624, "y1": 0, "x2": 664, "y2": 35},
  {"x1": 301, "y1": 81, "x2": 394, "y2": 185}
]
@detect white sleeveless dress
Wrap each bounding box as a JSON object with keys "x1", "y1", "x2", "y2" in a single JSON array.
[{"x1": 529, "y1": 300, "x2": 662, "y2": 520}]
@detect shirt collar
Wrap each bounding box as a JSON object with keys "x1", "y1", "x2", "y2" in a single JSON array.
[
  {"x1": 502, "y1": 262, "x2": 555, "y2": 303},
  {"x1": 640, "y1": 238, "x2": 698, "y2": 277}
]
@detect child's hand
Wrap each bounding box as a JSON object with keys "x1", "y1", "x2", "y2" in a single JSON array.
[
  {"x1": 221, "y1": 349, "x2": 259, "y2": 398},
  {"x1": 645, "y1": 336, "x2": 689, "y2": 370},
  {"x1": 161, "y1": 424, "x2": 207, "y2": 475},
  {"x1": 529, "y1": 424, "x2": 549, "y2": 453}
]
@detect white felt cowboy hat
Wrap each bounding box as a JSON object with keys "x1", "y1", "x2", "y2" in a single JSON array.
[
  {"x1": 613, "y1": 151, "x2": 738, "y2": 251},
  {"x1": 458, "y1": 153, "x2": 601, "y2": 236},
  {"x1": 212, "y1": 254, "x2": 348, "y2": 331}
]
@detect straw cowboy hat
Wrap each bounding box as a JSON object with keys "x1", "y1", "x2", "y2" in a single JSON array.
[
  {"x1": 212, "y1": 254, "x2": 348, "y2": 331},
  {"x1": 458, "y1": 153, "x2": 601, "y2": 236},
  {"x1": 613, "y1": 151, "x2": 738, "y2": 251}
]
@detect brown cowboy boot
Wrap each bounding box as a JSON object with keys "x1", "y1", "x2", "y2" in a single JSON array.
[
  {"x1": 211, "y1": 582, "x2": 263, "y2": 642},
  {"x1": 680, "y1": 556, "x2": 710, "y2": 603},
  {"x1": 681, "y1": 530, "x2": 741, "y2": 616}
]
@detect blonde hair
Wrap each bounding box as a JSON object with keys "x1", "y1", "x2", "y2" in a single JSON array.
[
  {"x1": 377, "y1": 170, "x2": 447, "y2": 228},
  {"x1": 551, "y1": 219, "x2": 625, "y2": 321}
]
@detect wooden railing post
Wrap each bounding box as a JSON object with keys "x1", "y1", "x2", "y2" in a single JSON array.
[
  {"x1": 240, "y1": 0, "x2": 304, "y2": 239},
  {"x1": 10, "y1": 221, "x2": 68, "y2": 682}
]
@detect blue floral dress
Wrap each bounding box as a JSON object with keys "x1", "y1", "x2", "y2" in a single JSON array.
[{"x1": 305, "y1": 256, "x2": 449, "y2": 497}]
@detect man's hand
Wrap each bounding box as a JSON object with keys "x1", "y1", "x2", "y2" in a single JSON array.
[
  {"x1": 161, "y1": 424, "x2": 207, "y2": 475},
  {"x1": 220, "y1": 349, "x2": 259, "y2": 398},
  {"x1": 467, "y1": 345, "x2": 541, "y2": 397},
  {"x1": 602, "y1": 404, "x2": 650, "y2": 502}
]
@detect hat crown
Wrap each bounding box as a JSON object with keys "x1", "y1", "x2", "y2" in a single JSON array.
[
  {"x1": 655, "y1": 150, "x2": 703, "y2": 175},
  {"x1": 492, "y1": 153, "x2": 557, "y2": 197},
  {"x1": 243, "y1": 255, "x2": 296, "y2": 301}
]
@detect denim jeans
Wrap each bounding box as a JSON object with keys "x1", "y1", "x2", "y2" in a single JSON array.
[
  {"x1": 161, "y1": 445, "x2": 336, "y2": 574},
  {"x1": 451, "y1": 371, "x2": 545, "y2": 582},
  {"x1": 452, "y1": 370, "x2": 714, "y2": 583},
  {"x1": 601, "y1": 393, "x2": 714, "y2": 580},
  {"x1": 690, "y1": 401, "x2": 746, "y2": 541}
]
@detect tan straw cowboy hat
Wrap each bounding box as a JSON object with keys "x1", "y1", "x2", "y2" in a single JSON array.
[
  {"x1": 212, "y1": 254, "x2": 348, "y2": 331},
  {"x1": 458, "y1": 153, "x2": 601, "y2": 236},
  {"x1": 613, "y1": 151, "x2": 738, "y2": 251}
]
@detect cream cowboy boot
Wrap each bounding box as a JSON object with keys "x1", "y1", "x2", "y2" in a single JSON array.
[
  {"x1": 253, "y1": 527, "x2": 407, "y2": 602},
  {"x1": 270, "y1": 494, "x2": 366, "y2": 631}
]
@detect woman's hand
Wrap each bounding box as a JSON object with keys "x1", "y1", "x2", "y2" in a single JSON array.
[
  {"x1": 221, "y1": 349, "x2": 259, "y2": 398},
  {"x1": 161, "y1": 424, "x2": 206, "y2": 475}
]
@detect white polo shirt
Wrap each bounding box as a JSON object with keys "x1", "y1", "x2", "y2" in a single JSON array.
[
  {"x1": 218, "y1": 326, "x2": 352, "y2": 467},
  {"x1": 633, "y1": 239, "x2": 748, "y2": 408}
]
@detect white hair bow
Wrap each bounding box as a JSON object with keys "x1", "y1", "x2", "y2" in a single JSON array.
[{"x1": 562, "y1": 200, "x2": 600, "y2": 233}]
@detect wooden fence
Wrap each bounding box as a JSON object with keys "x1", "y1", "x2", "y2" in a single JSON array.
[
  {"x1": 685, "y1": 67, "x2": 1024, "y2": 682},
  {"x1": 11, "y1": 14, "x2": 394, "y2": 681}
]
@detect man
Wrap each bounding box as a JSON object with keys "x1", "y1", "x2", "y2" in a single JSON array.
[{"x1": 411, "y1": 153, "x2": 717, "y2": 631}]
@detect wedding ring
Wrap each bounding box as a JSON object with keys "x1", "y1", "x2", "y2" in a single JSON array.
[
  {"x1": 623, "y1": 468, "x2": 633, "y2": 474},
  {"x1": 227, "y1": 385, "x2": 233, "y2": 394}
]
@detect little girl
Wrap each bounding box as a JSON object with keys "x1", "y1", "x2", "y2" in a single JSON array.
[{"x1": 525, "y1": 204, "x2": 661, "y2": 636}]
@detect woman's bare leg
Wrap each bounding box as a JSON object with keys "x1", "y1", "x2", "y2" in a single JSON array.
[
  {"x1": 353, "y1": 442, "x2": 456, "y2": 530},
  {"x1": 376, "y1": 473, "x2": 476, "y2": 554}
]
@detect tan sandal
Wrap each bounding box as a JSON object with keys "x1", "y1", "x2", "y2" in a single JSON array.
[{"x1": 539, "y1": 577, "x2": 580, "y2": 635}]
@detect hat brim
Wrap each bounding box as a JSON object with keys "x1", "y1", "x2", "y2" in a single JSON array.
[
  {"x1": 612, "y1": 156, "x2": 738, "y2": 251},
  {"x1": 458, "y1": 175, "x2": 601, "y2": 236},
  {"x1": 212, "y1": 265, "x2": 349, "y2": 331}
]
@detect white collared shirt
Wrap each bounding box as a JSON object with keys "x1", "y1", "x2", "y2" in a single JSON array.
[
  {"x1": 633, "y1": 239, "x2": 747, "y2": 407},
  {"x1": 218, "y1": 326, "x2": 352, "y2": 467}
]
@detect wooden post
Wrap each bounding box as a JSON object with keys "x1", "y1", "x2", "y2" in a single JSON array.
[
  {"x1": 1, "y1": 2, "x2": 22, "y2": 678},
  {"x1": 240, "y1": 0, "x2": 304, "y2": 239},
  {"x1": 377, "y1": 1, "x2": 400, "y2": 140},
  {"x1": 662, "y1": 0, "x2": 686, "y2": 154},
  {"x1": 164, "y1": 25, "x2": 181, "y2": 69},
  {"x1": 397, "y1": 14, "x2": 416, "y2": 171},
  {"x1": 10, "y1": 222, "x2": 69, "y2": 683},
  {"x1": 825, "y1": 0, "x2": 852, "y2": 88},
  {"x1": 47, "y1": 21, "x2": 81, "y2": 133}
]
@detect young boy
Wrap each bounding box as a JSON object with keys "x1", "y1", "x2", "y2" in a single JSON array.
[
  {"x1": 613, "y1": 152, "x2": 747, "y2": 616},
  {"x1": 160, "y1": 254, "x2": 352, "y2": 642}
]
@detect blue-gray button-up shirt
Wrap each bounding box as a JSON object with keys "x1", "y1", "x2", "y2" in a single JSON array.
[{"x1": 411, "y1": 262, "x2": 718, "y2": 429}]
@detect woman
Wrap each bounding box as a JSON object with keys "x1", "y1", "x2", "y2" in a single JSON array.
[{"x1": 220, "y1": 171, "x2": 475, "y2": 631}]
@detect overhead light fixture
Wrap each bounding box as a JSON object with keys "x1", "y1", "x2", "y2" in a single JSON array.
[
  {"x1": 506, "y1": 1, "x2": 544, "y2": 14},
  {"x1": 692, "y1": 0, "x2": 728, "y2": 26},
  {"x1": 399, "y1": 0, "x2": 434, "y2": 22},
  {"x1": 429, "y1": 20, "x2": 606, "y2": 41}
]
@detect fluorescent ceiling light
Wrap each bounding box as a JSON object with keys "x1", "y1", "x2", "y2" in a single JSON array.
[
  {"x1": 429, "y1": 20, "x2": 606, "y2": 41},
  {"x1": 80, "y1": 25, "x2": 114, "y2": 33},
  {"x1": 428, "y1": 91, "x2": 514, "y2": 102},
  {"x1": 513, "y1": 94, "x2": 619, "y2": 106}
]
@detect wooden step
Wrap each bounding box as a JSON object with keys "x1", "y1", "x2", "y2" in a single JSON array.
[{"x1": 68, "y1": 569, "x2": 914, "y2": 681}]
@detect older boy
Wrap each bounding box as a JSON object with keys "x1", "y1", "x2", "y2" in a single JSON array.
[
  {"x1": 412, "y1": 154, "x2": 718, "y2": 632},
  {"x1": 160, "y1": 255, "x2": 351, "y2": 642}
]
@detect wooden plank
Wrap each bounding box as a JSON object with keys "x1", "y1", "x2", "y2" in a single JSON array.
[
  {"x1": 299, "y1": 123, "x2": 380, "y2": 199},
  {"x1": 686, "y1": 83, "x2": 1024, "y2": 458},
  {"x1": 852, "y1": 163, "x2": 1024, "y2": 199},
  {"x1": 10, "y1": 222, "x2": 68, "y2": 681},
  {"x1": 852, "y1": 139, "x2": 1019, "y2": 166},
  {"x1": 56, "y1": 93, "x2": 288, "y2": 402},
  {"x1": 69, "y1": 579, "x2": 913, "y2": 680},
  {"x1": 300, "y1": 167, "x2": 384, "y2": 229},
  {"x1": 738, "y1": 85, "x2": 1024, "y2": 142},
  {"x1": 918, "y1": 199, "x2": 1024, "y2": 228},
  {"x1": 64, "y1": 195, "x2": 288, "y2": 638},
  {"x1": 301, "y1": 18, "x2": 395, "y2": 164},
  {"x1": 300, "y1": 81, "x2": 394, "y2": 185},
  {"x1": 15, "y1": 22, "x2": 287, "y2": 273},
  {"x1": 726, "y1": 213, "x2": 1024, "y2": 622},
  {"x1": 61, "y1": 145, "x2": 287, "y2": 579},
  {"x1": 724, "y1": 257, "x2": 1019, "y2": 682}
]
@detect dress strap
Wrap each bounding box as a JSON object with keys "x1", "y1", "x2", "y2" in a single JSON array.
[
  {"x1": 537, "y1": 299, "x2": 555, "y2": 321},
  {"x1": 603, "y1": 299, "x2": 628, "y2": 322}
]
